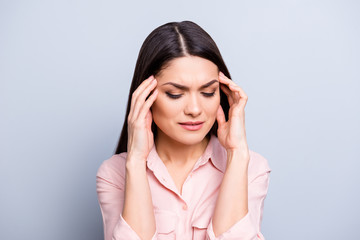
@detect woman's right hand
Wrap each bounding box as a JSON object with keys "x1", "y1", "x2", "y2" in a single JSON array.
[{"x1": 126, "y1": 75, "x2": 158, "y2": 164}]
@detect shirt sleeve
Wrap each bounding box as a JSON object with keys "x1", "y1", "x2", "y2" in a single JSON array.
[
  {"x1": 206, "y1": 154, "x2": 272, "y2": 240},
  {"x1": 96, "y1": 157, "x2": 158, "y2": 240}
]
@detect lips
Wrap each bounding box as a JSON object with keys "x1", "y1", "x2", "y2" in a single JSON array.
[
  {"x1": 179, "y1": 121, "x2": 204, "y2": 125},
  {"x1": 178, "y1": 121, "x2": 205, "y2": 131}
]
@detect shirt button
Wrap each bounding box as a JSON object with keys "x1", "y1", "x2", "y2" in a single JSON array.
[{"x1": 182, "y1": 204, "x2": 188, "y2": 210}]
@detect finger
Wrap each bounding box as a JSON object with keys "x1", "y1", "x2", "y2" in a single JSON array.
[
  {"x1": 228, "y1": 84, "x2": 242, "y2": 102},
  {"x1": 219, "y1": 72, "x2": 249, "y2": 111},
  {"x1": 216, "y1": 105, "x2": 226, "y2": 127},
  {"x1": 219, "y1": 73, "x2": 248, "y2": 110},
  {"x1": 219, "y1": 73, "x2": 240, "y2": 100},
  {"x1": 138, "y1": 88, "x2": 159, "y2": 121},
  {"x1": 219, "y1": 72, "x2": 243, "y2": 102},
  {"x1": 129, "y1": 75, "x2": 155, "y2": 119},
  {"x1": 218, "y1": 72, "x2": 236, "y2": 87},
  {"x1": 220, "y1": 84, "x2": 234, "y2": 106},
  {"x1": 145, "y1": 109, "x2": 153, "y2": 130},
  {"x1": 229, "y1": 84, "x2": 248, "y2": 108},
  {"x1": 221, "y1": 80, "x2": 240, "y2": 103},
  {"x1": 131, "y1": 79, "x2": 158, "y2": 121},
  {"x1": 129, "y1": 75, "x2": 154, "y2": 116},
  {"x1": 220, "y1": 83, "x2": 231, "y2": 95}
]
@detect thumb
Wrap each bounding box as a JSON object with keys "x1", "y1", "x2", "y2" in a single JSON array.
[{"x1": 216, "y1": 105, "x2": 226, "y2": 127}]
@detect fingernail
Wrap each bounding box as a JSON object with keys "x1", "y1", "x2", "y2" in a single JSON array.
[{"x1": 219, "y1": 72, "x2": 225, "y2": 76}]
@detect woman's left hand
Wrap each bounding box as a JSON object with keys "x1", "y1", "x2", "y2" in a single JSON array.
[{"x1": 216, "y1": 72, "x2": 250, "y2": 159}]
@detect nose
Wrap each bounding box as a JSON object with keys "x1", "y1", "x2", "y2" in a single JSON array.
[{"x1": 184, "y1": 93, "x2": 202, "y2": 117}]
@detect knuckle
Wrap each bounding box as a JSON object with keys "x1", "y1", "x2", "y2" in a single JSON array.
[
  {"x1": 131, "y1": 91, "x2": 138, "y2": 100},
  {"x1": 129, "y1": 120, "x2": 138, "y2": 128}
]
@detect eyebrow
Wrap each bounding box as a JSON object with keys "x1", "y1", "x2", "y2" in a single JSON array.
[{"x1": 161, "y1": 79, "x2": 219, "y2": 90}]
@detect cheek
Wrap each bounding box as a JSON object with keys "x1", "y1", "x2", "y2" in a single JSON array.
[
  {"x1": 151, "y1": 95, "x2": 181, "y2": 120},
  {"x1": 203, "y1": 95, "x2": 220, "y2": 116}
]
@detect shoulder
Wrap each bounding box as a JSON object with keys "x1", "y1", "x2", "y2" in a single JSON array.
[
  {"x1": 248, "y1": 150, "x2": 272, "y2": 182},
  {"x1": 96, "y1": 152, "x2": 128, "y2": 183}
]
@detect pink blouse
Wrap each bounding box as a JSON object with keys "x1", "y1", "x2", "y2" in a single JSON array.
[{"x1": 96, "y1": 134, "x2": 272, "y2": 240}]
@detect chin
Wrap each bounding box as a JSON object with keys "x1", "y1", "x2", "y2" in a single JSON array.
[
  {"x1": 171, "y1": 128, "x2": 212, "y2": 146},
  {"x1": 174, "y1": 133, "x2": 207, "y2": 145}
]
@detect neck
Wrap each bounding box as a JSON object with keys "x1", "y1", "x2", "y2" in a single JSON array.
[{"x1": 154, "y1": 130, "x2": 210, "y2": 167}]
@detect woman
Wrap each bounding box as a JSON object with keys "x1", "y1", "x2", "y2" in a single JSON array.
[{"x1": 96, "y1": 21, "x2": 271, "y2": 240}]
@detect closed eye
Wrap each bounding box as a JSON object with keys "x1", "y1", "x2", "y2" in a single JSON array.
[
  {"x1": 202, "y1": 92, "x2": 215, "y2": 97},
  {"x1": 165, "y1": 92, "x2": 216, "y2": 99},
  {"x1": 165, "y1": 92, "x2": 182, "y2": 99}
]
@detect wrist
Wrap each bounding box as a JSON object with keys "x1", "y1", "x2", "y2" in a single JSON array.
[
  {"x1": 126, "y1": 154, "x2": 147, "y2": 170},
  {"x1": 226, "y1": 148, "x2": 250, "y2": 164}
]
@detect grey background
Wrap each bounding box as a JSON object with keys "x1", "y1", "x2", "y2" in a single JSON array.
[{"x1": 1, "y1": 0, "x2": 359, "y2": 239}]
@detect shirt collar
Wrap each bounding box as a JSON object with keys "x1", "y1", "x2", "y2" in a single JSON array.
[{"x1": 146, "y1": 134, "x2": 227, "y2": 173}]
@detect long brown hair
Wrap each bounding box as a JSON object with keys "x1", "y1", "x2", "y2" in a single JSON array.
[{"x1": 115, "y1": 21, "x2": 231, "y2": 154}]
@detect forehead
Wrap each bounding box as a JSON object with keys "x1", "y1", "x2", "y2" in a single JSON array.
[{"x1": 156, "y1": 56, "x2": 219, "y2": 85}]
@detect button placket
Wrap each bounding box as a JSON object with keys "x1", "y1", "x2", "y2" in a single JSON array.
[{"x1": 182, "y1": 204, "x2": 188, "y2": 211}]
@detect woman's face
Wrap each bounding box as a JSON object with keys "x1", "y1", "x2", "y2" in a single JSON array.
[{"x1": 152, "y1": 56, "x2": 220, "y2": 145}]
